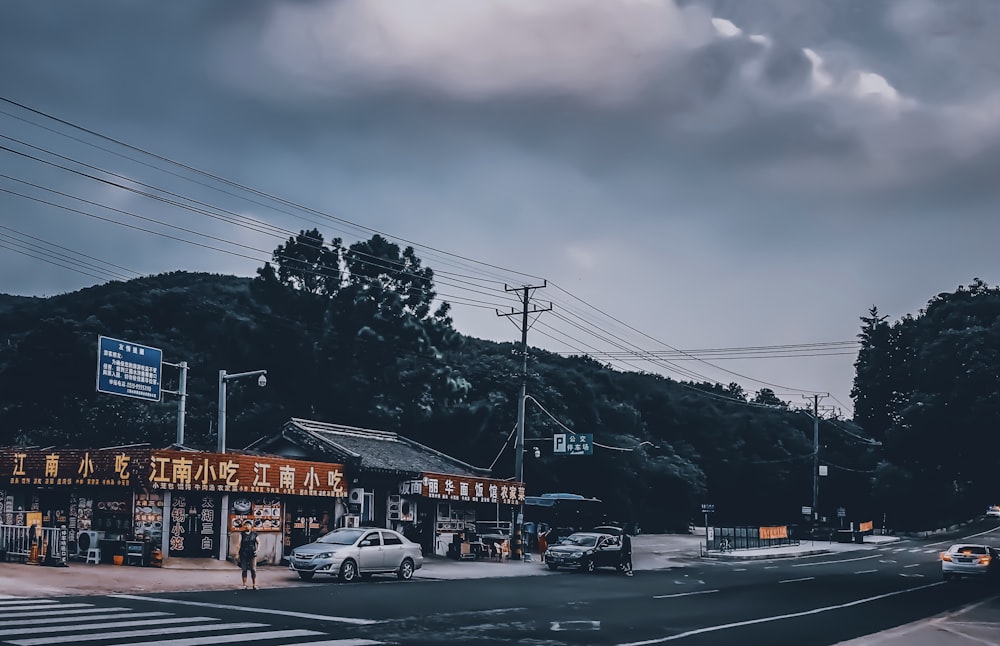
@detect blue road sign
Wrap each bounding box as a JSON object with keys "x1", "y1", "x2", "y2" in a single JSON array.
[
  {"x1": 96, "y1": 335, "x2": 162, "y2": 402},
  {"x1": 553, "y1": 432, "x2": 593, "y2": 456}
]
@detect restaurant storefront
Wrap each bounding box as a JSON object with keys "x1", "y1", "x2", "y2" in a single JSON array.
[
  {"x1": 256, "y1": 418, "x2": 526, "y2": 561},
  {"x1": 1, "y1": 447, "x2": 346, "y2": 564},
  {"x1": 411, "y1": 471, "x2": 525, "y2": 558}
]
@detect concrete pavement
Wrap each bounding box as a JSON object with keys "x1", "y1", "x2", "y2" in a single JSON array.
[{"x1": 2, "y1": 532, "x2": 998, "y2": 644}]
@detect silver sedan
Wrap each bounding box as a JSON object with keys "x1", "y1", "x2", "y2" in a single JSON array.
[
  {"x1": 288, "y1": 527, "x2": 423, "y2": 582},
  {"x1": 941, "y1": 544, "x2": 1000, "y2": 581}
]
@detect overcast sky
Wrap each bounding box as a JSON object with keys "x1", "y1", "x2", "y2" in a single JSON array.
[{"x1": 2, "y1": 0, "x2": 999, "y2": 417}]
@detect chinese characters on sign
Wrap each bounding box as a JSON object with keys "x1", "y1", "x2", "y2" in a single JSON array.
[
  {"x1": 552, "y1": 433, "x2": 594, "y2": 456},
  {"x1": 419, "y1": 472, "x2": 525, "y2": 505},
  {"x1": 147, "y1": 450, "x2": 347, "y2": 497},
  {"x1": 0, "y1": 449, "x2": 142, "y2": 488},
  {"x1": 96, "y1": 335, "x2": 163, "y2": 402},
  {"x1": 0, "y1": 449, "x2": 346, "y2": 499}
]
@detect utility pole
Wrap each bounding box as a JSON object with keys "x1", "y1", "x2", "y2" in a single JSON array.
[
  {"x1": 162, "y1": 360, "x2": 189, "y2": 447},
  {"x1": 803, "y1": 393, "x2": 828, "y2": 523},
  {"x1": 497, "y1": 282, "x2": 551, "y2": 560}
]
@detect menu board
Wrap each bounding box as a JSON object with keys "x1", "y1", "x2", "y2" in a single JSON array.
[{"x1": 229, "y1": 496, "x2": 282, "y2": 532}]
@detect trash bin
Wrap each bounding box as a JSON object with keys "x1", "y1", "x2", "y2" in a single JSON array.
[
  {"x1": 854, "y1": 532, "x2": 865, "y2": 544},
  {"x1": 835, "y1": 530, "x2": 854, "y2": 543}
]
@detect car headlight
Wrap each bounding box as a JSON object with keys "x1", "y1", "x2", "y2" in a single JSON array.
[
  {"x1": 316, "y1": 552, "x2": 334, "y2": 559},
  {"x1": 570, "y1": 551, "x2": 583, "y2": 558}
]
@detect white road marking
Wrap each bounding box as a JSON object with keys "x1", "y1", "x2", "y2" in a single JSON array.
[
  {"x1": 854, "y1": 569, "x2": 878, "y2": 574},
  {"x1": 926, "y1": 525, "x2": 1000, "y2": 547},
  {"x1": 0, "y1": 606, "x2": 109, "y2": 619},
  {"x1": 900, "y1": 573, "x2": 925, "y2": 578},
  {"x1": 0, "y1": 600, "x2": 59, "y2": 607},
  {"x1": 904, "y1": 564, "x2": 920, "y2": 568},
  {"x1": 654, "y1": 590, "x2": 719, "y2": 599},
  {"x1": 733, "y1": 568, "x2": 747, "y2": 572},
  {"x1": 764, "y1": 566, "x2": 778, "y2": 570},
  {"x1": 0, "y1": 617, "x2": 219, "y2": 637},
  {"x1": 9, "y1": 622, "x2": 267, "y2": 645},
  {"x1": 878, "y1": 560, "x2": 897, "y2": 564},
  {"x1": 0, "y1": 612, "x2": 168, "y2": 627},
  {"x1": 110, "y1": 594, "x2": 377, "y2": 625},
  {"x1": 551, "y1": 621, "x2": 600, "y2": 631},
  {"x1": 792, "y1": 554, "x2": 879, "y2": 568},
  {"x1": 0, "y1": 595, "x2": 23, "y2": 599},
  {"x1": 619, "y1": 582, "x2": 944, "y2": 645},
  {"x1": 133, "y1": 631, "x2": 330, "y2": 646},
  {"x1": 778, "y1": 577, "x2": 815, "y2": 584}
]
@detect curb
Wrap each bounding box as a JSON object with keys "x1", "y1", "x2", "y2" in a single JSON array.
[{"x1": 703, "y1": 549, "x2": 832, "y2": 561}]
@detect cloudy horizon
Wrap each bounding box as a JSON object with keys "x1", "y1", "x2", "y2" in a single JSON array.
[{"x1": 3, "y1": 0, "x2": 999, "y2": 416}]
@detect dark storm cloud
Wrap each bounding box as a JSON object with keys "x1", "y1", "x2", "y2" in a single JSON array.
[{"x1": 2, "y1": 0, "x2": 999, "y2": 410}]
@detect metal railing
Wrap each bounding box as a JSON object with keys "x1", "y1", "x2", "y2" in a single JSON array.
[
  {"x1": 0, "y1": 524, "x2": 67, "y2": 563},
  {"x1": 710, "y1": 526, "x2": 799, "y2": 551}
]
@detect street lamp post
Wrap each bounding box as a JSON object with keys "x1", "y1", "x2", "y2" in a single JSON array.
[{"x1": 217, "y1": 369, "x2": 267, "y2": 453}]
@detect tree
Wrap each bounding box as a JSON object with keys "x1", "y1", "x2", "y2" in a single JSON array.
[
  {"x1": 751, "y1": 388, "x2": 788, "y2": 409},
  {"x1": 259, "y1": 229, "x2": 342, "y2": 297}
]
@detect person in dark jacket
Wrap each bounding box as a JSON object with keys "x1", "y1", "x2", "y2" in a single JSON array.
[
  {"x1": 619, "y1": 532, "x2": 633, "y2": 576},
  {"x1": 238, "y1": 520, "x2": 260, "y2": 590}
]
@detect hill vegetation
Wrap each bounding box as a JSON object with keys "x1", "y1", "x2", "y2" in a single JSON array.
[{"x1": 1, "y1": 230, "x2": 996, "y2": 532}]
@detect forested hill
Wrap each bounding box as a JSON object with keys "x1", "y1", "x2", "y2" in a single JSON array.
[
  {"x1": 0, "y1": 267, "x2": 840, "y2": 532},
  {"x1": 1, "y1": 232, "x2": 996, "y2": 532}
]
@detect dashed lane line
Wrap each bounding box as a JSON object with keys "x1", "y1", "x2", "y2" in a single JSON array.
[
  {"x1": 653, "y1": 590, "x2": 720, "y2": 600},
  {"x1": 778, "y1": 577, "x2": 815, "y2": 584},
  {"x1": 791, "y1": 554, "x2": 880, "y2": 568}
]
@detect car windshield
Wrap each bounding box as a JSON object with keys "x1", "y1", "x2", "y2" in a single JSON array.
[
  {"x1": 561, "y1": 534, "x2": 598, "y2": 547},
  {"x1": 952, "y1": 545, "x2": 989, "y2": 554},
  {"x1": 316, "y1": 529, "x2": 364, "y2": 545}
]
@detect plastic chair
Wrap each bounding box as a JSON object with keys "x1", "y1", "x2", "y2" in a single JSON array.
[
  {"x1": 85, "y1": 547, "x2": 101, "y2": 564},
  {"x1": 497, "y1": 540, "x2": 510, "y2": 562}
]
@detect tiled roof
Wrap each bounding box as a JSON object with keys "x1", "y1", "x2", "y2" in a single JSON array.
[{"x1": 280, "y1": 418, "x2": 489, "y2": 478}]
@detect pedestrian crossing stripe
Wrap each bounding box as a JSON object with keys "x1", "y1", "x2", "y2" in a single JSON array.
[{"x1": 0, "y1": 598, "x2": 387, "y2": 646}]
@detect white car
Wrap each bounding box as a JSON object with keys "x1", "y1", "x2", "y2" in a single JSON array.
[
  {"x1": 288, "y1": 527, "x2": 423, "y2": 582},
  {"x1": 941, "y1": 544, "x2": 1000, "y2": 581},
  {"x1": 986, "y1": 506, "x2": 1000, "y2": 518}
]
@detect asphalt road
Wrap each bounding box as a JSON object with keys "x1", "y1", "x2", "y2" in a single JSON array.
[{"x1": 2, "y1": 527, "x2": 999, "y2": 645}]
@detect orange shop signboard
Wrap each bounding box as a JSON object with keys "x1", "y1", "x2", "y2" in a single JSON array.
[
  {"x1": 1, "y1": 448, "x2": 347, "y2": 498},
  {"x1": 148, "y1": 450, "x2": 347, "y2": 497},
  {"x1": 1, "y1": 448, "x2": 145, "y2": 488}
]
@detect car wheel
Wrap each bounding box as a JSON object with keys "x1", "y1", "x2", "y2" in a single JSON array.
[
  {"x1": 583, "y1": 559, "x2": 595, "y2": 573},
  {"x1": 397, "y1": 558, "x2": 415, "y2": 581},
  {"x1": 339, "y1": 559, "x2": 358, "y2": 583},
  {"x1": 297, "y1": 571, "x2": 314, "y2": 581},
  {"x1": 547, "y1": 564, "x2": 559, "y2": 571}
]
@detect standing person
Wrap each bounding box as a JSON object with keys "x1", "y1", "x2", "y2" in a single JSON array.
[
  {"x1": 537, "y1": 525, "x2": 549, "y2": 558},
  {"x1": 620, "y1": 531, "x2": 633, "y2": 576},
  {"x1": 238, "y1": 520, "x2": 259, "y2": 590}
]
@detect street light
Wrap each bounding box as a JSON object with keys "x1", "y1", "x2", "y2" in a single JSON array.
[{"x1": 217, "y1": 369, "x2": 267, "y2": 453}]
